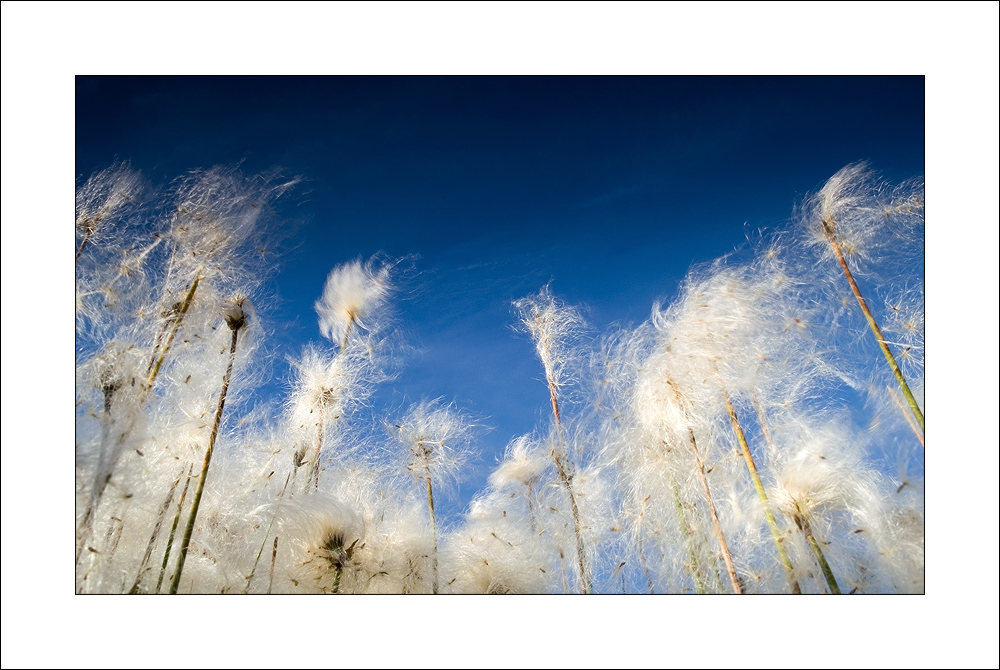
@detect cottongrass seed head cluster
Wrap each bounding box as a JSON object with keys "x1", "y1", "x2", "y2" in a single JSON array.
[{"x1": 75, "y1": 161, "x2": 923, "y2": 594}]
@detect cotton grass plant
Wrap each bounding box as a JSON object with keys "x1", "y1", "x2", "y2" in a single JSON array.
[{"x1": 75, "y1": 161, "x2": 923, "y2": 594}]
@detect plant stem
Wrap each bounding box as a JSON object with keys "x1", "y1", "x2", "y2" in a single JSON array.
[
  {"x1": 545, "y1": 379, "x2": 590, "y2": 594},
  {"x1": 246, "y1": 473, "x2": 291, "y2": 593},
  {"x1": 666, "y1": 380, "x2": 742, "y2": 594},
  {"x1": 147, "y1": 275, "x2": 201, "y2": 390},
  {"x1": 169, "y1": 319, "x2": 242, "y2": 594},
  {"x1": 128, "y1": 468, "x2": 183, "y2": 594},
  {"x1": 795, "y1": 504, "x2": 841, "y2": 594},
  {"x1": 421, "y1": 446, "x2": 439, "y2": 595},
  {"x1": 156, "y1": 464, "x2": 193, "y2": 594},
  {"x1": 670, "y1": 479, "x2": 706, "y2": 594},
  {"x1": 722, "y1": 389, "x2": 801, "y2": 594},
  {"x1": 268, "y1": 536, "x2": 278, "y2": 594},
  {"x1": 750, "y1": 389, "x2": 777, "y2": 457},
  {"x1": 822, "y1": 219, "x2": 924, "y2": 432},
  {"x1": 887, "y1": 385, "x2": 925, "y2": 447},
  {"x1": 308, "y1": 422, "x2": 324, "y2": 493}
]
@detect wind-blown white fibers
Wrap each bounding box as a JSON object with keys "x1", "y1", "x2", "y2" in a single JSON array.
[
  {"x1": 513, "y1": 285, "x2": 586, "y2": 409},
  {"x1": 315, "y1": 255, "x2": 394, "y2": 348},
  {"x1": 274, "y1": 494, "x2": 366, "y2": 594},
  {"x1": 442, "y1": 488, "x2": 558, "y2": 594},
  {"x1": 392, "y1": 399, "x2": 478, "y2": 593},
  {"x1": 76, "y1": 161, "x2": 146, "y2": 258},
  {"x1": 489, "y1": 434, "x2": 550, "y2": 492},
  {"x1": 513, "y1": 285, "x2": 593, "y2": 593}
]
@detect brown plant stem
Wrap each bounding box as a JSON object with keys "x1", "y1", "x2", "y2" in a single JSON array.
[
  {"x1": 147, "y1": 275, "x2": 201, "y2": 389},
  {"x1": 546, "y1": 382, "x2": 590, "y2": 595},
  {"x1": 169, "y1": 317, "x2": 242, "y2": 594},
  {"x1": 268, "y1": 537, "x2": 278, "y2": 594},
  {"x1": 420, "y1": 445, "x2": 439, "y2": 595},
  {"x1": 666, "y1": 380, "x2": 742, "y2": 594},
  {"x1": 309, "y1": 422, "x2": 324, "y2": 493}
]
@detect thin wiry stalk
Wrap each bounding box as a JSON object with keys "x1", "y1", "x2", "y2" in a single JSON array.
[
  {"x1": 416, "y1": 442, "x2": 439, "y2": 594},
  {"x1": 670, "y1": 479, "x2": 706, "y2": 594},
  {"x1": 721, "y1": 388, "x2": 801, "y2": 594},
  {"x1": 245, "y1": 473, "x2": 291, "y2": 593},
  {"x1": 268, "y1": 536, "x2": 278, "y2": 594},
  {"x1": 637, "y1": 535, "x2": 656, "y2": 595},
  {"x1": 750, "y1": 389, "x2": 777, "y2": 458},
  {"x1": 156, "y1": 464, "x2": 193, "y2": 594},
  {"x1": 76, "y1": 228, "x2": 95, "y2": 260},
  {"x1": 526, "y1": 480, "x2": 538, "y2": 534},
  {"x1": 147, "y1": 275, "x2": 201, "y2": 389},
  {"x1": 887, "y1": 385, "x2": 925, "y2": 447},
  {"x1": 666, "y1": 380, "x2": 741, "y2": 593},
  {"x1": 341, "y1": 314, "x2": 355, "y2": 353},
  {"x1": 695, "y1": 526, "x2": 726, "y2": 594},
  {"x1": 546, "y1": 384, "x2": 590, "y2": 595},
  {"x1": 169, "y1": 311, "x2": 244, "y2": 594},
  {"x1": 127, "y1": 468, "x2": 183, "y2": 594},
  {"x1": 821, "y1": 218, "x2": 924, "y2": 433},
  {"x1": 306, "y1": 314, "x2": 353, "y2": 493},
  {"x1": 795, "y1": 503, "x2": 841, "y2": 595},
  {"x1": 308, "y1": 423, "x2": 324, "y2": 493}
]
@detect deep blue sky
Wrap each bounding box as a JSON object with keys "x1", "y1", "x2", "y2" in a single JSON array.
[{"x1": 75, "y1": 75, "x2": 925, "y2": 517}]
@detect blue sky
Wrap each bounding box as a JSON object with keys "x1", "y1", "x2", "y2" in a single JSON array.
[{"x1": 75, "y1": 75, "x2": 925, "y2": 519}]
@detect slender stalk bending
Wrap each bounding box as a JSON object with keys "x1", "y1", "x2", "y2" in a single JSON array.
[
  {"x1": 722, "y1": 388, "x2": 801, "y2": 594},
  {"x1": 821, "y1": 217, "x2": 924, "y2": 433},
  {"x1": 169, "y1": 301, "x2": 245, "y2": 593}
]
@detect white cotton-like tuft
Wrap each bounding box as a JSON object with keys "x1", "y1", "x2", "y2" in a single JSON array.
[
  {"x1": 513, "y1": 284, "x2": 586, "y2": 393},
  {"x1": 489, "y1": 434, "x2": 550, "y2": 490},
  {"x1": 315, "y1": 256, "x2": 393, "y2": 345}
]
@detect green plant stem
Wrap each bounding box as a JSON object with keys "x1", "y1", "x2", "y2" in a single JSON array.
[
  {"x1": 156, "y1": 465, "x2": 193, "y2": 594},
  {"x1": 670, "y1": 479, "x2": 706, "y2": 594},
  {"x1": 887, "y1": 385, "x2": 925, "y2": 447},
  {"x1": 795, "y1": 505, "x2": 841, "y2": 594},
  {"x1": 169, "y1": 321, "x2": 241, "y2": 594},
  {"x1": 823, "y1": 221, "x2": 924, "y2": 433},
  {"x1": 695, "y1": 526, "x2": 726, "y2": 594},
  {"x1": 722, "y1": 390, "x2": 801, "y2": 594}
]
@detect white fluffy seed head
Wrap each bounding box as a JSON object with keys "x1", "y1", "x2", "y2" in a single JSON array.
[
  {"x1": 513, "y1": 284, "x2": 586, "y2": 390},
  {"x1": 76, "y1": 162, "x2": 145, "y2": 242},
  {"x1": 315, "y1": 256, "x2": 393, "y2": 345},
  {"x1": 277, "y1": 494, "x2": 366, "y2": 592},
  {"x1": 287, "y1": 344, "x2": 365, "y2": 431},
  {"x1": 393, "y1": 399, "x2": 475, "y2": 489},
  {"x1": 489, "y1": 434, "x2": 550, "y2": 489}
]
